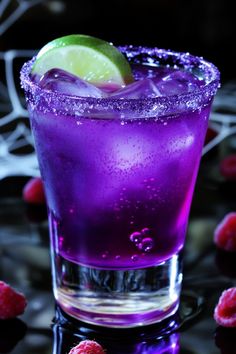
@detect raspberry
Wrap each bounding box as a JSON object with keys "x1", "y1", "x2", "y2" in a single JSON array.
[
  {"x1": 23, "y1": 177, "x2": 46, "y2": 204},
  {"x1": 220, "y1": 155, "x2": 236, "y2": 180},
  {"x1": 214, "y1": 213, "x2": 236, "y2": 252},
  {"x1": 69, "y1": 340, "x2": 105, "y2": 354},
  {"x1": 214, "y1": 288, "x2": 236, "y2": 327},
  {"x1": 0, "y1": 281, "x2": 27, "y2": 319}
]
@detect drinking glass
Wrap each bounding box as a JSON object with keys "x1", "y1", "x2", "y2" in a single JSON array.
[{"x1": 20, "y1": 46, "x2": 220, "y2": 327}]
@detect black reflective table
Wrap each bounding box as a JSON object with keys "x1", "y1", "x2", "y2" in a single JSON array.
[{"x1": 0, "y1": 137, "x2": 236, "y2": 353}]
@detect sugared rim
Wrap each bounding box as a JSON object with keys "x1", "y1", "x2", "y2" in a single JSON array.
[{"x1": 20, "y1": 45, "x2": 220, "y2": 118}]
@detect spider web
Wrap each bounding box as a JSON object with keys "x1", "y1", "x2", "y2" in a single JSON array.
[
  {"x1": 0, "y1": 0, "x2": 43, "y2": 35},
  {"x1": 0, "y1": 0, "x2": 236, "y2": 179},
  {"x1": 0, "y1": 49, "x2": 39, "y2": 179},
  {"x1": 0, "y1": 0, "x2": 44, "y2": 179}
]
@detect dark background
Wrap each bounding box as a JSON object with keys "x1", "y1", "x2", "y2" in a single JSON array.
[
  {"x1": 0, "y1": 2, "x2": 236, "y2": 353},
  {"x1": 0, "y1": 0, "x2": 235, "y2": 82}
]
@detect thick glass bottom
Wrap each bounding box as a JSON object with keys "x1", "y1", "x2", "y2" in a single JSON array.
[{"x1": 52, "y1": 252, "x2": 183, "y2": 328}]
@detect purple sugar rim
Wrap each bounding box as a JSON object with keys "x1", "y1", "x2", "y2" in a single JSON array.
[{"x1": 20, "y1": 45, "x2": 220, "y2": 118}]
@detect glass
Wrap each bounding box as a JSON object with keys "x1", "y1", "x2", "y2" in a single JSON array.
[{"x1": 20, "y1": 46, "x2": 220, "y2": 328}]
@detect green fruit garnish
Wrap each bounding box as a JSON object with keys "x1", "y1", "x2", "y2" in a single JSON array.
[{"x1": 32, "y1": 34, "x2": 134, "y2": 85}]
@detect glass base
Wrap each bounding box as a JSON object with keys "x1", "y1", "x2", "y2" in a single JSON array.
[{"x1": 52, "y1": 252, "x2": 183, "y2": 328}]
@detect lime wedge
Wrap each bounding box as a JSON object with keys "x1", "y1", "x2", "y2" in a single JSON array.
[{"x1": 32, "y1": 34, "x2": 134, "y2": 85}]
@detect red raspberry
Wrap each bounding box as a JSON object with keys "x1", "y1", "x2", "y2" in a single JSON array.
[
  {"x1": 0, "y1": 281, "x2": 27, "y2": 319},
  {"x1": 220, "y1": 155, "x2": 236, "y2": 180},
  {"x1": 69, "y1": 340, "x2": 105, "y2": 354},
  {"x1": 214, "y1": 213, "x2": 236, "y2": 252},
  {"x1": 214, "y1": 288, "x2": 236, "y2": 327},
  {"x1": 23, "y1": 177, "x2": 46, "y2": 204}
]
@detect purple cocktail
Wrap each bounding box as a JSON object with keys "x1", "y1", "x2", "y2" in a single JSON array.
[{"x1": 21, "y1": 45, "x2": 219, "y2": 327}]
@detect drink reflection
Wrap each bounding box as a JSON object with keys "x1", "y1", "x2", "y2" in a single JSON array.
[{"x1": 52, "y1": 308, "x2": 180, "y2": 354}]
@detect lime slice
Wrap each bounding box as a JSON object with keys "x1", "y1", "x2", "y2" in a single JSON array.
[{"x1": 32, "y1": 34, "x2": 134, "y2": 85}]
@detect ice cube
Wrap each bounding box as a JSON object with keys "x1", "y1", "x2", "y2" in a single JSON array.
[
  {"x1": 38, "y1": 68, "x2": 105, "y2": 98},
  {"x1": 154, "y1": 70, "x2": 204, "y2": 96},
  {"x1": 109, "y1": 78, "x2": 162, "y2": 99}
]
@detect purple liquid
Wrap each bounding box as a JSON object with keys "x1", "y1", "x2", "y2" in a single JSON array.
[
  {"x1": 21, "y1": 45, "x2": 219, "y2": 327},
  {"x1": 29, "y1": 65, "x2": 210, "y2": 270}
]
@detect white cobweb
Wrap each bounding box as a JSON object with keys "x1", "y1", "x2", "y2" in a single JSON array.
[
  {"x1": 0, "y1": 0, "x2": 236, "y2": 179},
  {"x1": 0, "y1": 0, "x2": 43, "y2": 35},
  {"x1": 0, "y1": 0, "x2": 44, "y2": 179},
  {"x1": 0, "y1": 49, "x2": 40, "y2": 179}
]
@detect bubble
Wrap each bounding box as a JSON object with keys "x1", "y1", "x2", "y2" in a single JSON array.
[
  {"x1": 101, "y1": 251, "x2": 109, "y2": 259},
  {"x1": 131, "y1": 255, "x2": 139, "y2": 261},
  {"x1": 59, "y1": 236, "x2": 63, "y2": 247},
  {"x1": 138, "y1": 237, "x2": 154, "y2": 252},
  {"x1": 130, "y1": 231, "x2": 143, "y2": 243},
  {"x1": 141, "y1": 227, "x2": 150, "y2": 235}
]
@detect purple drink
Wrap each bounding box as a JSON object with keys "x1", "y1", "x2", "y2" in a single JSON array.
[{"x1": 21, "y1": 46, "x2": 219, "y2": 327}]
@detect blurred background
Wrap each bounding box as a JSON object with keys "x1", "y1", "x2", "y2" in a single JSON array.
[{"x1": 0, "y1": 0, "x2": 235, "y2": 81}]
